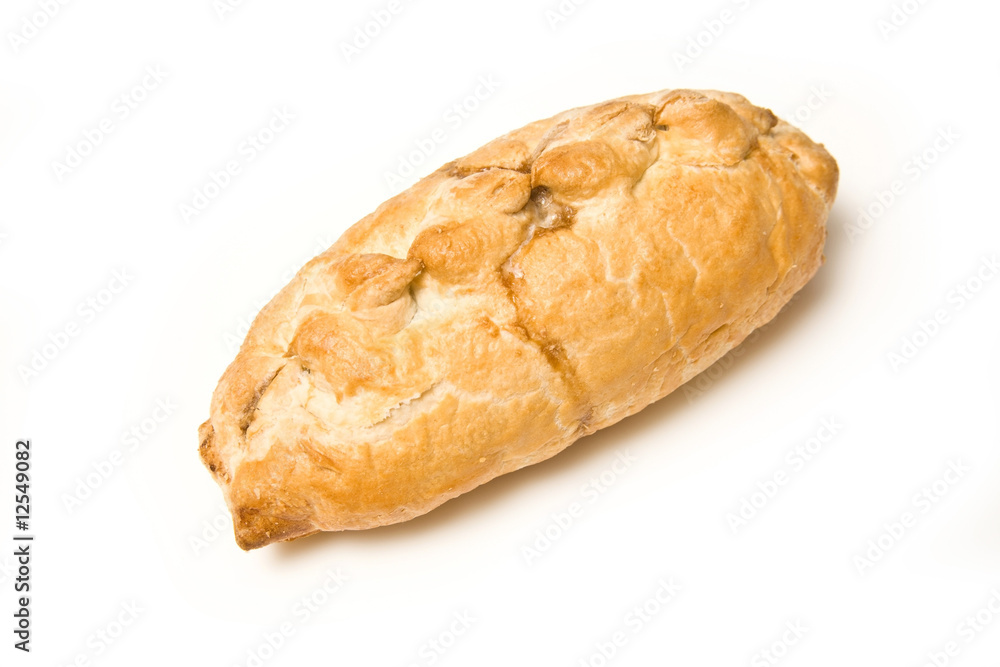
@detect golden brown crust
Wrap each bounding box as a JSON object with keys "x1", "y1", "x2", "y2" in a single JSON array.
[{"x1": 198, "y1": 88, "x2": 838, "y2": 550}]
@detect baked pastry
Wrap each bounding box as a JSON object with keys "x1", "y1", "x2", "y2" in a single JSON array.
[{"x1": 199, "y1": 88, "x2": 838, "y2": 550}]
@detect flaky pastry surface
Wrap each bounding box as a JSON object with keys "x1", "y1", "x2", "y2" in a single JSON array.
[{"x1": 199, "y1": 88, "x2": 838, "y2": 550}]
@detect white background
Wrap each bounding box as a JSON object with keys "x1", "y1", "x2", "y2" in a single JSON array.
[{"x1": 1, "y1": 0, "x2": 998, "y2": 665}]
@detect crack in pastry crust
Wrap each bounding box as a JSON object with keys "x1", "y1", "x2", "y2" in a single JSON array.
[{"x1": 199, "y1": 88, "x2": 838, "y2": 550}]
